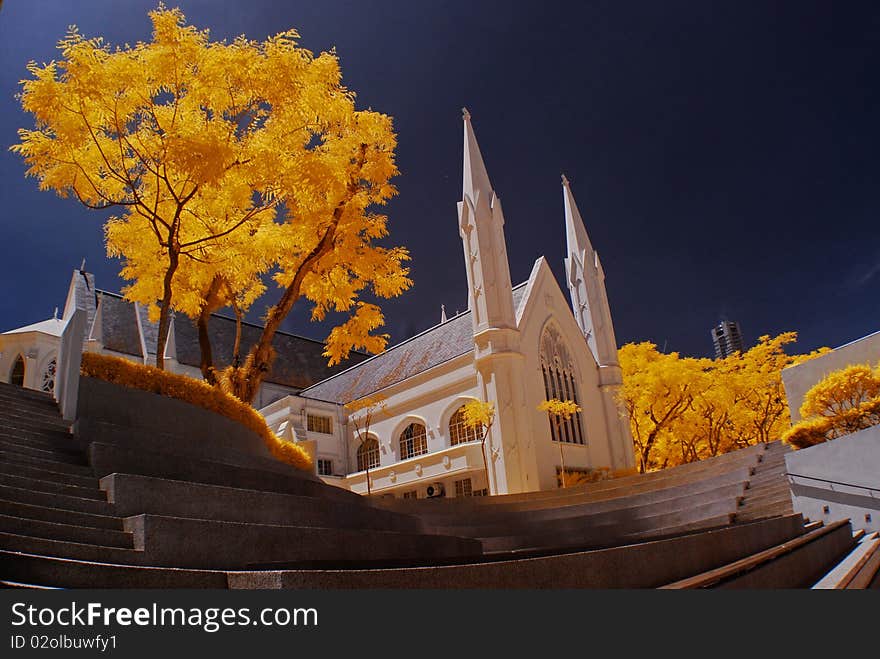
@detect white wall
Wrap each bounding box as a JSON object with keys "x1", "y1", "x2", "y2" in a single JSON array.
[
  {"x1": 0, "y1": 333, "x2": 59, "y2": 393},
  {"x1": 785, "y1": 424, "x2": 880, "y2": 533},
  {"x1": 782, "y1": 331, "x2": 880, "y2": 422},
  {"x1": 517, "y1": 260, "x2": 623, "y2": 491}
]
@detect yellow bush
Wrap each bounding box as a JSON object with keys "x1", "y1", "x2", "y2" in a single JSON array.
[
  {"x1": 80, "y1": 352, "x2": 313, "y2": 471},
  {"x1": 784, "y1": 362, "x2": 880, "y2": 450}
]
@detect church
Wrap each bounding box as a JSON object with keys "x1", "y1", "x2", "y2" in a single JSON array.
[{"x1": 0, "y1": 111, "x2": 636, "y2": 497}]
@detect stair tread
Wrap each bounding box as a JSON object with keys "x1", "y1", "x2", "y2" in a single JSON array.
[
  {"x1": 0, "y1": 499, "x2": 124, "y2": 530},
  {"x1": 0, "y1": 513, "x2": 133, "y2": 548},
  {"x1": 0, "y1": 450, "x2": 94, "y2": 476}
]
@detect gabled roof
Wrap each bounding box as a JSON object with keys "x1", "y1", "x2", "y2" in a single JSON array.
[
  {"x1": 172, "y1": 312, "x2": 369, "y2": 390},
  {"x1": 95, "y1": 290, "x2": 368, "y2": 389},
  {"x1": 300, "y1": 282, "x2": 530, "y2": 404},
  {"x1": 2, "y1": 317, "x2": 65, "y2": 338}
]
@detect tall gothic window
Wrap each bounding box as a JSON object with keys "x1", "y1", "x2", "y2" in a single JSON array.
[
  {"x1": 540, "y1": 327, "x2": 585, "y2": 445},
  {"x1": 10, "y1": 355, "x2": 25, "y2": 387},
  {"x1": 356, "y1": 437, "x2": 380, "y2": 471},
  {"x1": 41, "y1": 358, "x2": 57, "y2": 394},
  {"x1": 449, "y1": 406, "x2": 480, "y2": 446},
  {"x1": 399, "y1": 422, "x2": 428, "y2": 460}
]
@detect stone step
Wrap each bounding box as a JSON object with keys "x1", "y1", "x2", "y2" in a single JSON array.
[
  {"x1": 123, "y1": 514, "x2": 483, "y2": 570},
  {"x1": 661, "y1": 519, "x2": 855, "y2": 589},
  {"x1": 228, "y1": 515, "x2": 807, "y2": 589},
  {"x1": 101, "y1": 473, "x2": 424, "y2": 534},
  {"x1": 735, "y1": 500, "x2": 795, "y2": 523},
  {"x1": 480, "y1": 497, "x2": 743, "y2": 553},
  {"x1": 0, "y1": 459, "x2": 99, "y2": 489},
  {"x1": 812, "y1": 532, "x2": 880, "y2": 589},
  {"x1": 0, "y1": 484, "x2": 115, "y2": 516},
  {"x1": 0, "y1": 580, "x2": 61, "y2": 590},
  {"x1": 0, "y1": 383, "x2": 57, "y2": 405},
  {"x1": 0, "y1": 410, "x2": 70, "y2": 433},
  {"x1": 0, "y1": 424, "x2": 75, "y2": 449},
  {"x1": 0, "y1": 550, "x2": 229, "y2": 589},
  {"x1": 0, "y1": 532, "x2": 145, "y2": 565},
  {"x1": 0, "y1": 439, "x2": 87, "y2": 466},
  {"x1": 0, "y1": 472, "x2": 106, "y2": 501},
  {"x1": 420, "y1": 471, "x2": 752, "y2": 525},
  {"x1": 87, "y1": 441, "x2": 357, "y2": 503},
  {"x1": 0, "y1": 403, "x2": 67, "y2": 424},
  {"x1": 0, "y1": 450, "x2": 94, "y2": 477},
  {"x1": 0, "y1": 499, "x2": 124, "y2": 531},
  {"x1": 748, "y1": 471, "x2": 789, "y2": 487},
  {"x1": 377, "y1": 446, "x2": 764, "y2": 514},
  {"x1": 0, "y1": 513, "x2": 133, "y2": 548},
  {"x1": 428, "y1": 482, "x2": 747, "y2": 538},
  {"x1": 744, "y1": 480, "x2": 792, "y2": 498},
  {"x1": 0, "y1": 428, "x2": 82, "y2": 454}
]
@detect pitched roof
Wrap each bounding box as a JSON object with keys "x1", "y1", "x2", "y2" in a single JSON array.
[
  {"x1": 300, "y1": 282, "x2": 530, "y2": 404},
  {"x1": 99, "y1": 293, "x2": 143, "y2": 358},
  {"x1": 172, "y1": 313, "x2": 368, "y2": 390},
  {"x1": 96, "y1": 290, "x2": 368, "y2": 389},
  {"x1": 2, "y1": 317, "x2": 66, "y2": 338}
]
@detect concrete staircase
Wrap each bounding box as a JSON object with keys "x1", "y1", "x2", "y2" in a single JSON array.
[{"x1": 1, "y1": 379, "x2": 876, "y2": 589}]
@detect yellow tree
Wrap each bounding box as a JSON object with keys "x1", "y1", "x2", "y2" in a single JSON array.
[
  {"x1": 345, "y1": 395, "x2": 387, "y2": 495},
  {"x1": 784, "y1": 362, "x2": 880, "y2": 448},
  {"x1": 618, "y1": 343, "x2": 696, "y2": 473},
  {"x1": 727, "y1": 333, "x2": 828, "y2": 446},
  {"x1": 13, "y1": 6, "x2": 410, "y2": 394},
  {"x1": 461, "y1": 399, "x2": 496, "y2": 495},
  {"x1": 538, "y1": 398, "x2": 582, "y2": 487}
]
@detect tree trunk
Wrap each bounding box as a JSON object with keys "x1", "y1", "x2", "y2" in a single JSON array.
[
  {"x1": 195, "y1": 276, "x2": 225, "y2": 385},
  {"x1": 154, "y1": 248, "x2": 180, "y2": 370},
  {"x1": 227, "y1": 144, "x2": 369, "y2": 403},
  {"x1": 557, "y1": 426, "x2": 568, "y2": 488},
  {"x1": 230, "y1": 220, "x2": 340, "y2": 402},
  {"x1": 197, "y1": 309, "x2": 217, "y2": 385}
]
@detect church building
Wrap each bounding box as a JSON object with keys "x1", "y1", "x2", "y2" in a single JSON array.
[{"x1": 0, "y1": 111, "x2": 635, "y2": 497}]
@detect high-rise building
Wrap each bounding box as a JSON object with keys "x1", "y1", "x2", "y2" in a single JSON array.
[{"x1": 711, "y1": 320, "x2": 744, "y2": 358}]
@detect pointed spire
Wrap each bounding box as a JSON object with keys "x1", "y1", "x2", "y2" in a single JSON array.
[
  {"x1": 440, "y1": 304, "x2": 447, "y2": 323},
  {"x1": 562, "y1": 174, "x2": 594, "y2": 263},
  {"x1": 462, "y1": 108, "x2": 494, "y2": 209},
  {"x1": 53, "y1": 307, "x2": 58, "y2": 320},
  {"x1": 562, "y1": 175, "x2": 619, "y2": 368},
  {"x1": 79, "y1": 257, "x2": 87, "y2": 272}
]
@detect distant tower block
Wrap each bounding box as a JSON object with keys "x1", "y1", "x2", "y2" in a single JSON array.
[{"x1": 712, "y1": 321, "x2": 745, "y2": 358}]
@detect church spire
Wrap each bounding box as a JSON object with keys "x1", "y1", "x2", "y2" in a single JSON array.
[
  {"x1": 462, "y1": 107, "x2": 494, "y2": 210},
  {"x1": 457, "y1": 110, "x2": 516, "y2": 331},
  {"x1": 562, "y1": 175, "x2": 619, "y2": 367}
]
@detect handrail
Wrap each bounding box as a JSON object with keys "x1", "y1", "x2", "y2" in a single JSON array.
[{"x1": 787, "y1": 472, "x2": 880, "y2": 495}]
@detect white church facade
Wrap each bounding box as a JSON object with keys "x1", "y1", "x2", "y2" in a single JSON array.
[
  {"x1": 0, "y1": 111, "x2": 635, "y2": 498},
  {"x1": 262, "y1": 112, "x2": 635, "y2": 496}
]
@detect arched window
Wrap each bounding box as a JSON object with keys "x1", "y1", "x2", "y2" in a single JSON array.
[
  {"x1": 399, "y1": 423, "x2": 428, "y2": 460},
  {"x1": 356, "y1": 437, "x2": 380, "y2": 471},
  {"x1": 41, "y1": 358, "x2": 57, "y2": 394},
  {"x1": 10, "y1": 355, "x2": 25, "y2": 387},
  {"x1": 449, "y1": 406, "x2": 480, "y2": 446},
  {"x1": 540, "y1": 326, "x2": 585, "y2": 445}
]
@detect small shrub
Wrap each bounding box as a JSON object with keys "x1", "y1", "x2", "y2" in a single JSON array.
[
  {"x1": 80, "y1": 352, "x2": 312, "y2": 471},
  {"x1": 783, "y1": 362, "x2": 880, "y2": 450}
]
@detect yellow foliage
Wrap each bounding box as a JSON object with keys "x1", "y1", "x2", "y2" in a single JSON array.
[
  {"x1": 783, "y1": 362, "x2": 880, "y2": 449},
  {"x1": 13, "y1": 5, "x2": 411, "y2": 380},
  {"x1": 618, "y1": 333, "x2": 829, "y2": 472},
  {"x1": 538, "y1": 398, "x2": 582, "y2": 420},
  {"x1": 80, "y1": 352, "x2": 312, "y2": 471},
  {"x1": 461, "y1": 400, "x2": 496, "y2": 436}
]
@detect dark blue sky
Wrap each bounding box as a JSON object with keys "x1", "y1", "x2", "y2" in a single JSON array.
[{"x1": 1, "y1": 0, "x2": 878, "y2": 358}]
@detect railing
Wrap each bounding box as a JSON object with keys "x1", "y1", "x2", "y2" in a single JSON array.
[{"x1": 788, "y1": 472, "x2": 880, "y2": 495}]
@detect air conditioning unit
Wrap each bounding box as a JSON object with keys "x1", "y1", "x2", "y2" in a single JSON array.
[{"x1": 425, "y1": 482, "x2": 445, "y2": 498}]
